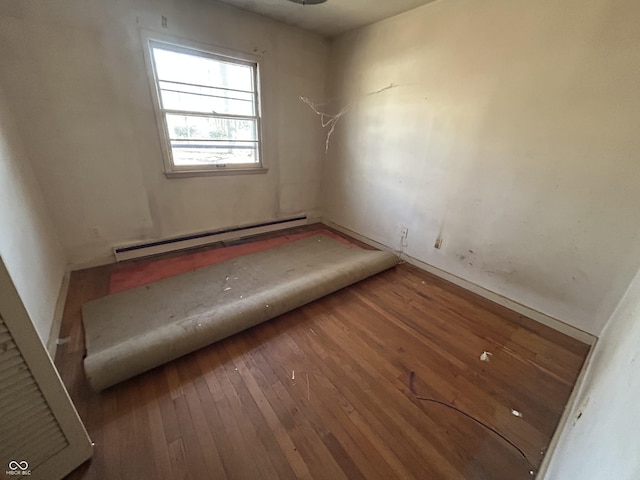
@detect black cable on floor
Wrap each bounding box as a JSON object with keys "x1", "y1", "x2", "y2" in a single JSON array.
[{"x1": 408, "y1": 371, "x2": 536, "y2": 473}]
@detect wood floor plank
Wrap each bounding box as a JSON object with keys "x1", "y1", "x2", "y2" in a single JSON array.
[
  {"x1": 235, "y1": 331, "x2": 350, "y2": 480},
  {"x1": 140, "y1": 378, "x2": 174, "y2": 480},
  {"x1": 195, "y1": 348, "x2": 266, "y2": 480},
  {"x1": 172, "y1": 394, "x2": 210, "y2": 479},
  {"x1": 54, "y1": 226, "x2": 589, "y2": 480},
  {"x1": 246, "y1": 319, "x2": 395, "y2": 480},
  {"x1": 217, "y1": 343, "x2": 299, "y2": 479},
  {"x1": 100, "y1": 390, "x2": 122, "y2": 480},
  {"x1": 177, "y1": 375, "x2": 227, "y2": 478},
  {"x1": 154, "y1": 373, "x2": 182, "y2": 446},
  {"x1": 190, "y1": 373, "x2": 245, "y2": 480},
  {"x1": 266, "y1": 319, "x2": 423, "y2": 479},
  {"x1": 312, "y1": 319, "x2": 461, "y2": 478},
  {"x1": 279, "y1": 313, "x2": 430, "y2": 480},
  {"x1": 344, "y1": 281, "x2": 574, "y2": 453},
  {"x1": 220, "y1": 346, "x2": 313, "y2": 480},
  {"x1": 209, "y1": 344, "x2": 283, "y2": 480},
  {"x1": 167, "y1": 438, "x2": 189, "y2": 480}
]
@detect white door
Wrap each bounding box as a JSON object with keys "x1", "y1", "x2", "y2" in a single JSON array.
[{"x1": 0, "y1": 256, "x2": 92, "y2": 479}]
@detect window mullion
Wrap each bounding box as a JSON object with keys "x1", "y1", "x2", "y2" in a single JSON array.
[
  {"x1": 157, "y1": 79, "x2": 255, "y2": 96},
  {"x1": 162, "y1": 109, "x2": 258, "y2": 122}
]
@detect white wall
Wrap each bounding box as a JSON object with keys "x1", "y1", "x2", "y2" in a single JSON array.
[
  {"x1": 0, "y1": 84, "x2": 67, "y2": 342},
  {"x1": 544, "y1": 265, "x2": 640, "y2": 479},
  {"x1": 323, "y1": 0, "x2": 640, "y2": 336},
  {"x1": 0, "y1": 0, "x2": 328, "y2": 265}
]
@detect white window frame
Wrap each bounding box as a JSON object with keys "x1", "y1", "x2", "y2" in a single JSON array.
[{"x1": 141, "y1": 32, "x2": 267, "y2": 178}]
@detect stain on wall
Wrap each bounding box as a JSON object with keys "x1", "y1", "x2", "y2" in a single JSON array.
[
  {"x1": 323, "y1": 0, "x2": 640, "y2": 335},
  {"x1": 0, "y1": 0, "x2": 329, "y2": 265}
]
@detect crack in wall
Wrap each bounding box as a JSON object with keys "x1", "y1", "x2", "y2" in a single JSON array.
[
  {"x1": 299, "y1": 96, "x2": 349, "y2": 153},
  {"x1": 300, "y1": 83, "x2": 399, "y2": 153}
]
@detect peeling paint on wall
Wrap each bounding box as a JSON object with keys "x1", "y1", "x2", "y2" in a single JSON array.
[
  {"x1": 299, "y1": 96, "x2": 349, "y2": 153},
  {"x1": 300, "y1": 83, "x2": 399, "y2": 153}
]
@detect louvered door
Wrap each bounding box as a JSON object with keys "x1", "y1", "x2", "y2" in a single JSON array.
[{"x1": 0, "y1": 257, "x2": 92, "y2": 479}]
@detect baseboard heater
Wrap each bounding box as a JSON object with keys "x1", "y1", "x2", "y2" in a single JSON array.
[{"x1": 113, "y1": 215, "x2": 308, "y2": 262}]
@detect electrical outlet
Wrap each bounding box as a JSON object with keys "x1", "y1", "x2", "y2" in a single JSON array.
[
  {"x1": 434, "y1": 237, "x2": 443, "y2": 249},
  {"x1": 400, "y1": 227, "x2": 409, "y2": 248}
]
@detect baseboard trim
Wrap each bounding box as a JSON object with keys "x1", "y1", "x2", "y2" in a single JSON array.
[
  {"x1": 535, "y1": 338, "x2": 597, "y2": 478},
  {"x1": 322, "y1": 219, "x2": 596, "y2": 345},
  {"x1": 46, "y1": 271, "x2": 71, "y2": 359},
  {"x1": 68, "y1": 216, "x2": 323, "y2": 272},
  {"x1": 113, "y1": 216, "x2": 309, "y2": 262}
]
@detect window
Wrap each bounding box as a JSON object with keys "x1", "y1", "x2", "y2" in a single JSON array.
[{"x1": 145, "y1": 38, "x2": 264, "y2": 176}]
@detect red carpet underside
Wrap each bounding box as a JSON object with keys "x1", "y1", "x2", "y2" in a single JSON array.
[{"x1": 109, "y1": 228, "x2": 356, "y2": 294}]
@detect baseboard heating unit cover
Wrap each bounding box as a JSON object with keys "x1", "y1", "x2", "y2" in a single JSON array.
[{"x1": 82, "y1": 234, "x2": 398, "y2": 391}]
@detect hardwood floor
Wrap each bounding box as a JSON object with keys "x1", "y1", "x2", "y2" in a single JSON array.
[{"x1": 55, "y1": 237, "x2": 589, "y2": 480}]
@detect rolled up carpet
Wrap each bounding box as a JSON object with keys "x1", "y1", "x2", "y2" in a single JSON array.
[{"x1": 82, "y1": 234, "x2": 398, "y2": 391}]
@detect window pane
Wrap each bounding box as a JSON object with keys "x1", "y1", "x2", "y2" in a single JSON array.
[
  {"x1": 165, "y1": 115, "x2": 257, "y2": 142},
  {"x1": 159, "y1": 81, "x2": 255, "y2": 116},
  {"x1": 148, "y1": 41, "x2": 262, "y2": 172},
  {"x1": 152, "y1": 47, "x2": 254, "y2": 93},
  {"x1": 170, "y1": 140, "x2": 258, "y2": 166}
]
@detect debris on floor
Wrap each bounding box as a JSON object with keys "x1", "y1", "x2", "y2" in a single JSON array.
[{"x1": 480, "y1": 351, "x2": 493, "y2": 362}]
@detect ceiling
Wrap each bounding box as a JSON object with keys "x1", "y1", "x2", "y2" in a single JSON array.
[{"x1": 216, "y1": 0, "x2": 439, "y2": 37}]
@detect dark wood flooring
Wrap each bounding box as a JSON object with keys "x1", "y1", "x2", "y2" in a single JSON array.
[{"x1": 55, "y1": 230, "x2": 589, "y2": 480}]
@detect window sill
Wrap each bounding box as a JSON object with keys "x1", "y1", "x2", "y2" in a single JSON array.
[{"x1": 164, "y1": 167, "x2": 269, "y2": 179}]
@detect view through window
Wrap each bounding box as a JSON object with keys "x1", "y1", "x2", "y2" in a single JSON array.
[{"x1": 149, "y1": 41, "x2": 262, "y2": 173}]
